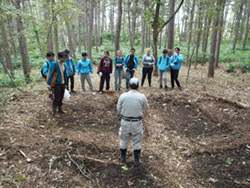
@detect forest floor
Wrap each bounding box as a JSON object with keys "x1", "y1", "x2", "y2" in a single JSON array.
[{"x1": 0, "y1": 64, "x2": 250, "y2": 188}]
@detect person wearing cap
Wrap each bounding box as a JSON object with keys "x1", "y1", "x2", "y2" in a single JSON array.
[
  {"x1": 77, "y1": 52, "x2": 95, "y2": 95},
  {"x1": 117, "y1": 78, "x2": 149, "y2": 166},
  {"x1": 123, "y1": 48, "x2": 139, "y2": 90},
  {"x1": 170, "y1": 47, "x2": 183, "y2": 91},
  {"x1": 157, "y1": 49, "x2": 171, "y2": 90},
  {"x1": 141, "y1": 48, "x2": 155, "y2": 87}
]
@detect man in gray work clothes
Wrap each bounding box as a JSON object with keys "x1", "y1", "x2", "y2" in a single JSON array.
[{"x1": 117, "y1": 78, "x2": 149, "y2": 166}]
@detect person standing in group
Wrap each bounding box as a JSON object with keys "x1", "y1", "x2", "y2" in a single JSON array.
[
  {"x1": 42, "y1": 51, "x2": 55, "y2": 80},
  {"x1": 77, "y1": 52, "x2": 95, "y2": 95},
  {"x1": 114, "y1": 50, "x2": 124, "y2": 92},
  {"x1": 170, "y1": 47, "x2": 183, "y2": 91},
  {"x1": 117, "y1": 78, "x2": 149, "y2": 166},
  {"x1": 124, "y1": 48, "x2": 139, "y2": 90},
  {"x1": 47, "y1": 51, "x2": 68, "y2": 116},
  {"x1": 97, "y1": 51, "x2": 113, "y2": 94},
  {"x1": 41, "y1": 52, "x2": 55, "y2": 101},
  {"x1": 64, "y1": 49, "x2": 76, "y2": 93},
  {"x1": 157, "y1": 49, "x2": 171, "y2": 90},
  {"x1": 141, "y1": 48, "x2": 155, "y2": 87}
]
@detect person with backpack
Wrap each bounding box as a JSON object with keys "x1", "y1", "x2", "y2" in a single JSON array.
[
  {"x1": 141, "y1": 48, "x2": 155, "y2": 87},
  {"x1": 170, "y1": 47, "x2": 184, "y2": 91},
  {"x1": 124, "y1": 48, "x2": 139, "y2": 90},
  {"x1": 41, "y1": 51, "x2": 55, "y2": 80},
  {"x1": 77, "y1": 52, "x2": 95, "y2": 95},
  {"x1": 47, "y1": 51, "x2": 68, "y2": 116},
  {"x1": 157, "y1": 49, "x2": 171, "y2": 90},
  {"x1": 64, "y1": 49, "x2": 76, "y2": 93},
  {"x1": 97, "y1": 51, "x2": 113, "y2": 94},
  {"x1": 114, "y1": 50, "x2": 124, "y2": 92}
]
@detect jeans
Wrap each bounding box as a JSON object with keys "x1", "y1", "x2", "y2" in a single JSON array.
[
  {"x1": 159, "y1": 70, "x2": 167, "y2": 87},
  {"x1": 126, "y1": 69, "x2": 135, "y2": 89},
  {"x1": 53, "y1": 84, "x2": 65, "y2": 108},
  {"x1": 141, "y1": 67, "x2": 153, "y2": 86},
  {"x1": 99, "y1": 73, "x2": 110, "y2": 92},
  {"x1": 67, "y1": 75, "x2": 74, "y2": 91},
  {"x1": 114, "y1": 68, "x2": 123, "y2": 89},
  {"x1": 170, "y1": 68, "x2": 181, "y2": 88},
  {"x1": 80, "y1": 74, "x2": 94, "y2": 92}
]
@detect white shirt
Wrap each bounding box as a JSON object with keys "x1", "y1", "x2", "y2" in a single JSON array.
[{"x1": 117, "y1": 90, "x2": 149, "y2": 117}]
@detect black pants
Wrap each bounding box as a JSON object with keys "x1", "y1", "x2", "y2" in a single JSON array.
[
  {"x1": 53, "y1": 84, "x2": 65, "y2": 108},
  {"x1": 99, "y1": 73, "x2": 110, "y2": 92},
  {"x1": 141, "y1": 67, "x2": 153, "y2": 86},
  {"x1": 170, "y1": 68, "x2": 181, "y2": 88},
  {"x1": 67, "y1": 75, "x2": 74, "y2": 91}
]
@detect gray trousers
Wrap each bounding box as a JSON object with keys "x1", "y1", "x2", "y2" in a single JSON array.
[
  {"x1": 119, "y1": 119, "x2": 143, "y2": 150},
  {"x1": 80, "y1": 74, "x2": 94, "y2": 92},
  {"x1": 159, "y1": 70, "x2": 167, "y2": 86}
]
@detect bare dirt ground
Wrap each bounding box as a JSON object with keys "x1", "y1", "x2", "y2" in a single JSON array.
[{"x1": 0, "y1": 64, "x2": 250, "y2": 188}]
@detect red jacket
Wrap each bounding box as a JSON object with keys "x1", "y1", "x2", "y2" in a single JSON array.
[{"x1": 97, "y1": 57, "x2": 113, "y2": 74}]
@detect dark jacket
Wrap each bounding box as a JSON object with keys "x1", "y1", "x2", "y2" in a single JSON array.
[{"x1": 97, "y1": 57, "x2": 113, "y2": 74}]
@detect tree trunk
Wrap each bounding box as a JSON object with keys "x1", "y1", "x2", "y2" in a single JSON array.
[
  {"x1": 72, "y1": 24, "x2": 77, "y2": 54},
  {"x1": 152, "y1": 0, "x2": 161, "y2": 74},
  {"x1": 186, "y1": 0, "x2": 195, "y2": 66},
  {"x1": 215, "y1": 0, "x2": 226, "y2": 68},
  {"x1": 131, "y1": 0, "x2": 139, "y2": 47},
  {"x1": 82, "y1": 0, "x2": 88, "y2": 51},
  {"x1": 115, "y1": 0, "x2": 123, "y2": 53},
  {"x1": 141, "y1": 0, "x2": 146, "y2": 53},
  {"x1": 208, "y1": 1, "x2": 221, "y2": 78},
  {"x1": 0, "y1": 48, "x2": 8, "y2": 74},
  {"x1": 243, "y1": 2, "x2": 250, "y2": 49},
  {"x1": 194, "y1": 1, "x2": 204, "y2": 68},
  {"x1": 110, "y1": 0, "x2": 115, "y2": 44},
  {"x1": 202, "y1": 13, "x2": 212, "y2": 64},
  {"x1": 60, "y1": 24, "x2": 67, "y2": 48},
  {"x1": 78, "y1": 16, "x2": 82, "y2": 53},
  {"x1": 101, "y1": 0, "x2": 107, "y2": 45},
  {"x1": 87, "y1": 0, "x2": 94, "y2": 61},
  {"x1": 15, "y1": 0, "x2": 31, "y2": 80},
  {"x1": 233, "y1": 0, "x2": 244, "y2": 51},
  {"x1": 65, "y1": 20, "x2": 76, "y2": 60},
  {"x1": 128, "y1": 0, "x2": 133, "y2": 48},
  {"x1": 7, "y1": 17, "x2": 17, "y2": 60},
  {"x1": 44, "y1": 0, "x2": 53, "y2": 52},
  {"x1": 94, "y1": 5, "x2": 99, "y2": 52},
  {"x1": 0, "y1": 20, "x2": 14, "y2": 73},
  {"x1": 167, "y1": 0, "x2": 175, "y2": 56}
]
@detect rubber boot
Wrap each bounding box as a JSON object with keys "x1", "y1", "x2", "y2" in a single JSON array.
[
  {"x1": 58, "y1": 106, "x2": 64, "y2": 114},
  {"x1": 120, "y1": 149, "x2": 127, "y2": 162},
  {"x1": 134, "y1": 150, "x2": 141, "y2": 166}
]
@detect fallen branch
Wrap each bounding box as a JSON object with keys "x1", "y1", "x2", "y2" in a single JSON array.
[{"x1": 82, "y1": 156, "x2": 124, "y2": 166}]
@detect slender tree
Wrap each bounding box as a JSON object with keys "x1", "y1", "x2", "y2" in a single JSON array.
[{"x1": 115, "y1": 0, "x2": 123, "y2": 53}]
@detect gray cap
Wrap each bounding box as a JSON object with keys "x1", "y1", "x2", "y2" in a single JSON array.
[{"x1": 129, "y1": 78, "x2": 139, "y2": 86}]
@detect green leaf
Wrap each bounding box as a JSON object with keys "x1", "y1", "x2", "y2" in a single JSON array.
[
  {"x1": 226, "y1": 159, "x2": 232, "y2": 165},
  {"x1": 121, "y1": 166, "x2": 128, "y2": 171},
  {"x1": 14, "y1": 177, "x2": 26, "y2": 181}
]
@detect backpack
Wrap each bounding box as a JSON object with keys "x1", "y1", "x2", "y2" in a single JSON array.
[
  {"x1": 159, "y1": 56, "x2": 169, "y2": 65},
  {"x1": 115, "y1": 57, "x2": 124, "y2": 67},
  {"x1": 41, "y1": 61, "x2": 49, "y2": 79}
]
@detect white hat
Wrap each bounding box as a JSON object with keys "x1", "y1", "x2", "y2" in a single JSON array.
[{"x1": 129, "y1": 78, "x2": 139, "y2": 86}]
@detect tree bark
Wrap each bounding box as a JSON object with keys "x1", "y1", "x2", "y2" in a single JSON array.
[
  {"x1": 72, "y1": 24, "x2": 77, "y2": 54},
  {"x1": 110, "y1": 0, "x2": 115, "y2": 44},
  {"x1": 194, "y1": 1, "x2": 204, "y2": 68},
  {"x1": 233, "y1": 0, "x2": 244, "y2": 51},
  {"x1": 202, "y1": 12, "x2": 212, "y2": 64},
  {"x1": 0, "y1": 48, "x2": 8, "y2": 74},
  {"x1": 0, "y1": 19, "x2": 14, "y2": 73},
  {"x1": 208, "y1": 1, "x2": 222, "y2": 78},
  {"x1": 215, "y1": 0, "x2": 227, "y2": 68},
  {"x1": 44, "y1": 0, "x2": 53, "y2": 52},
  {"x1": 141, "y1": 0, "x2": 146, "y2": 53},
  {"x1": 7, "y1": 17, "x2": 17, "y2": 60},
  {"x1": 243, "y1": 2, "x2": 250, "y2": 49},
  {"x1": 65, "y1": 20, "x2": 76, "y2": 60},
  {"x1": 115, "y1": 0, "x2": 123, "y2": 53},
  {"x1": 87, "y1": 0, "x2": 94, "y2": 61},
  {"x1": 167, "y1": 0, "x2": 175, "y2": 56},
  {"x1": 15, "y1": 0, "x2": 31, "y2": 80},
  {"x1": 128, "y1": 0, "x2": 133, "y2": 48},
  {"x1": 131, "y1": 0, "x2": 139, "y2": 47}
]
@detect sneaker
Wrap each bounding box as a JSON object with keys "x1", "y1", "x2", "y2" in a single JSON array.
[
  {"x1": 71, "y1": 90, "x2": 76, "y2": 93},
  {"x1": 179, "y1": 87, "x2": 183, "y2": 91},
  {"x1": 81, "y1": 91, "x2": 86, "y2": 95},
  {"x1": 99, "y1": 91, "x2": 103, "y2": 94},
  {"x1": 92, "y1": 92, "x2": 96, "y2": 96}
]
